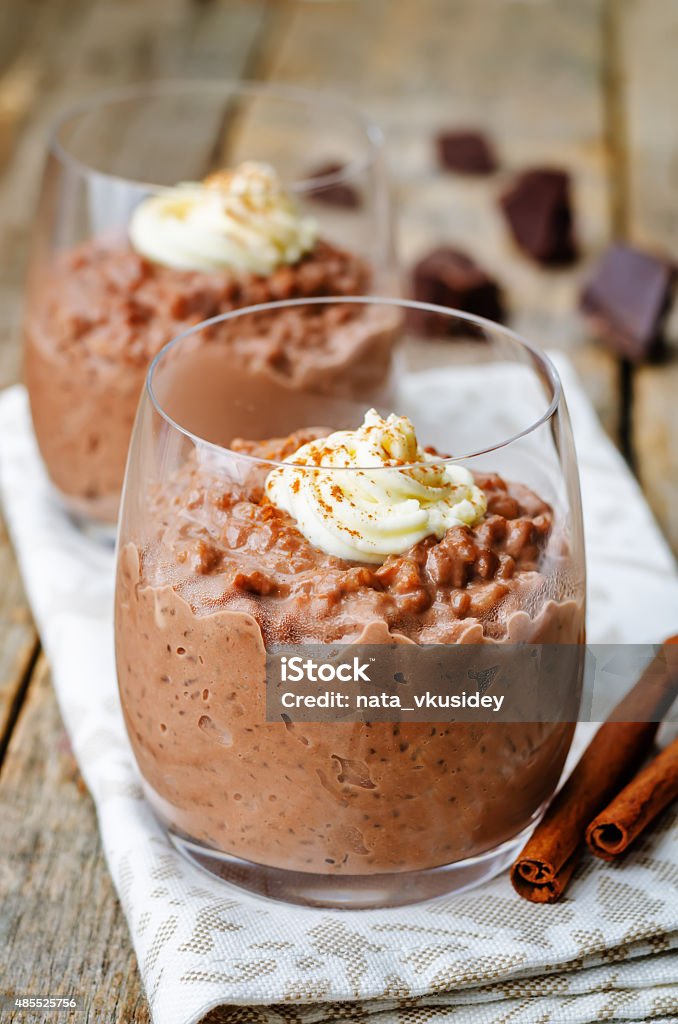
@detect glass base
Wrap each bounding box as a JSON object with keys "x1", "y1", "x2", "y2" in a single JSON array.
[{"x1": 168, "y1": 816, "x2": 541, "y2": 909}]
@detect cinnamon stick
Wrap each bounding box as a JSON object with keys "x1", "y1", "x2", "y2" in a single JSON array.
[
  {"x1": 511, "y1": 636, "x2": 678, "y2": 903},
  {"x1": 586, "y1": 735, "x2": 678, "y2": 860}
]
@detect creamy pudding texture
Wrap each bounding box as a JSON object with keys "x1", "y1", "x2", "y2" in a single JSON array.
[
  {"x1": 25, "y1": 238, "x2": 375, "y2": 521},
  {"x1": 116, "y1": 430, "x2": 584, "y2": 875}
]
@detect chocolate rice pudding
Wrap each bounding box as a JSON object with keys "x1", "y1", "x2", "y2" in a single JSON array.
[
  {"x1": 25, "y1": 238, "x2": 379, "y2": 522},
  {"x1": 116, "y1": 430, "x2": 583, "y2": 876}
]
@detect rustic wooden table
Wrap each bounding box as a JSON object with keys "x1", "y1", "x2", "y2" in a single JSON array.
[{"x1": 0, "y1": 1, "x2": 676, "y2": 1020}]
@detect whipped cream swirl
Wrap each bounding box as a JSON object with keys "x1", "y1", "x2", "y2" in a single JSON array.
[
  {"x1": 265, "y1": 410, "x2": 487, "y2": 563},
  {"x1": 128, "y1": 161, "x2": 317, "y2": 275}
]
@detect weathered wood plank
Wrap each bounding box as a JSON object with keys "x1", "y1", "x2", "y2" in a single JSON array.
[
  {"x1": 618, "y1": 0, "x2": 678, "y2": 554},
  {"x1": 0, "y1": 657, "x2": 151, "y2": 1023},
  {"x1": 0, "y1": 512, "x2": 37, "y2": 762},
  {"x1": 620, "y1": 0, "x2": 678, "y2": 253},
  {"x1": 0, "y1": 321, "x2": 22, "y2": 399},
  {"x1": 0, "y1": 0, "x2": 49, "y2": 78},
  {"x1": 0, "y1": 59, "x2": 39, "y2": 172},
  {"x1": 634, "y1": 362, "x2": 678, "y2": 550}
]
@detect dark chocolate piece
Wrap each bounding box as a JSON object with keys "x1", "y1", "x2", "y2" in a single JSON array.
[
  {"x1": 580, "y1": 244, "x2": 676, "y2": 362},
  {"x1": 411, "y1": 247, "x2": 505, "y2": 335},
  {"x1": 500, "y1": 168, "x2": 577, "y2": 265},
  {"x1": 436, "y1": 130, "x2": 498, "y2": 175},
  {"x1": 306, "y1": 161, "x2": 361, "y2": 208}
]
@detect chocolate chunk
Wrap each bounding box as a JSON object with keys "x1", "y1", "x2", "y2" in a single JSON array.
[
  {"x1": 306, "y1": 161, "x2": 361, "y2": 208},
  {"x1": 500, "y1": 168, "x2": 577, "y2": 265},
  {"x1": 436, "y1": 130, "x2": 498, "y2": 175},
  {"x1": 580, "y1": 244, "x2": 676, "y2": 362},
  {"x1": 410, "y1": 247, "x2": 505, "y2": 334}
]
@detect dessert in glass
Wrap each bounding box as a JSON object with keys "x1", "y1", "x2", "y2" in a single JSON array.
[
  {"x1": 115, "y1": 298, "x2": 586, "y2": 908},
  {"x1": 23, "y1": 81, "x2": 392, "y2": 532}
]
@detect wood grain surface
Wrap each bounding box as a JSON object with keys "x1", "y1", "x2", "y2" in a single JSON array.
[
  {"x1": 622, "y1": 0, "x2": 678, "y2": 550},
  {"x1": 0, "y1": 1, "x2": 676, "y2": 1022},
  {"x1": 0, "y1": 658, "x2": 151, "y2": 1023}
]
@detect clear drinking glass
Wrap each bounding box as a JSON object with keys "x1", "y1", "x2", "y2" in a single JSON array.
[
  {"x1": 23, "y1": 81, "x2": 393, "y2": 532},
  {"x1": 115, "y1": 297, "x2": 586, "y2": 909}
]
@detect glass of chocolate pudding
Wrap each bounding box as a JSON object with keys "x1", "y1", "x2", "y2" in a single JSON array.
[
  {"x1": 115, "y1": 297, "x2": 586, "y2": 908},
  {"x1": 23, "y1": 82, "x2": 392, "y2": 534}
]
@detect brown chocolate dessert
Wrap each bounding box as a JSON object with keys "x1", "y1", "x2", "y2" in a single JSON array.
[
  {"x1": 411, "y1": 247, "x2": 505, "y2": 332},
  {"x1": 580, "y1": 244, "x2": 676, "y2": 362},
  {"x1": 116, "y1": 430, "x2": 583, "y2": 876},
  {"x1": 500, "y1": 168, "x2": 577, "y2": 266},
  {"x1": 435, "y1": 130, "x2": 498, "y2": 175},
  {"x1": 25, "y1": 238, "x2": 375, "y2": 522}
]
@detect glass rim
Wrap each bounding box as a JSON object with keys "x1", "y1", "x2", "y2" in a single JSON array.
[
  {"x1": 48, "y1": 78, "x2": 384, "y2": 194},
  {"x1": 146, "y1": 296, "x2": 564, "y2": 472}
]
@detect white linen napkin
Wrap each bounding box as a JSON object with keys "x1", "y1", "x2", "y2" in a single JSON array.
[{"x1": 1, "y1": 354, "x2": 677, "y2": 1024}]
